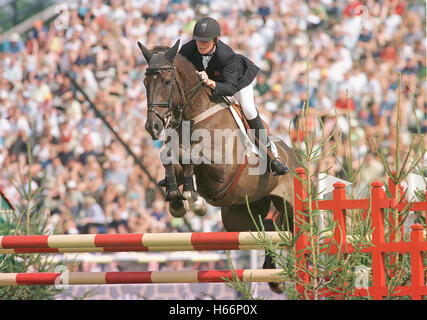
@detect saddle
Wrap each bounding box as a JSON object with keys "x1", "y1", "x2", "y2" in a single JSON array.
[
  {"x1": 230, "y1": 103, "x2": 270, "y2": 137},
  {"x1": 227, "y1": 100, "x2": 278, "y2": 160},
  {"x1": 234, "y1": 102, "x2": 273, "y2": 129},
  {"x1": 229, "y1": 102, "x2": 250, "y2": 131}
]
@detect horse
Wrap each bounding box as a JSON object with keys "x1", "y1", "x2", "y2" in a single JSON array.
[{"x1": 137, "y1": 39, "x2": 298, "y2": 293}]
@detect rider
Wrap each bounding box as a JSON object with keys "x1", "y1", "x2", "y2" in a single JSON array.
[{"x1": 179, "y1": 16, "x2": 289, "y2": 175}]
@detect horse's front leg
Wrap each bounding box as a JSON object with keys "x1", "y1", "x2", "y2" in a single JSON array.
[
  {"x1": 164, "y1": 163, "x2": 186, "y2": 218},
  {"x1": 181, "y1": 163, "x2": 206, "y2": 216}
]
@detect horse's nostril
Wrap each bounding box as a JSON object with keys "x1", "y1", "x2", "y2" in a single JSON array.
[{"x1": 154, "y1": 124, "x2": 159, "y2": 132}]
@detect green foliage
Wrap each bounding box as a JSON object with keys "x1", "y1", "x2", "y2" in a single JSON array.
[
  {"x1": 223, "y1": 251, "x2": 260, "y2": 300},
  {"x1": 0, "y1": 144, "x2": 62, "y2": 300}
]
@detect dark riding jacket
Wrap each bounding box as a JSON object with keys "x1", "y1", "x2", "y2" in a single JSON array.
[{"x1": 179, "y1": 39, "x2": 260, "y2": 97}]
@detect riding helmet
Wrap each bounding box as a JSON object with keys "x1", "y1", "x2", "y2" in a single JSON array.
[{"x1": 193, "y1": 17, "x2": 221, "y2": 41}]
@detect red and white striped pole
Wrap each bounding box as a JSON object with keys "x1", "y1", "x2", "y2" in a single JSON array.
[
  {"x1": 0, "y1": 231, "x2": 288, "y2": 254},
  {"x1": 0, "y1": 269, "x2": 284, "y2": 286}
]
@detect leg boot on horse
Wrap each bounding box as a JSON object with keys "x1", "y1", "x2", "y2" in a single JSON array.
[
  {"x1": 181, "y1": 165, "x2": 207, "y2": 217},
  {"x1": 159, "y1": 167, "x2": 207, "y2": 217}
]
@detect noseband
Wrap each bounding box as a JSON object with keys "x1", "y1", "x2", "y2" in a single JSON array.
[{"x1": 145, "y1": 65, "x2": 203, "y2": 129}]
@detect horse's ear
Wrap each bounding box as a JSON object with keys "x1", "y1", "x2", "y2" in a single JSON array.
[
  {"x1": 137, "y1": 41, "x2": 153, "y2": 63},
  {"x1": 164, "y1": 39, "x2": 180, "y2": 63}
]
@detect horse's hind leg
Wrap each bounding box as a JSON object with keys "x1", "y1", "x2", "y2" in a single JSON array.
[
  {"x1": 260, "y1": 199, "x2": 287, "y2": 294},
  {"x1": 221, "y1": 197, "x2": 284, "y2": 294},
  {"x1": 260, "y1": 218, "x2": 284, "y2": 294},
  {"x1": 271, "y1": 195, "x2": 294, "y2": 231},
  {"x1": 220, "y1": 197, "x2": 270, "y2": 232}
]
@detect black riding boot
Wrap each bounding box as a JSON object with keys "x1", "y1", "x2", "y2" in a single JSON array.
[
  {"x1": 247, "y1": 114, "x2": 289, "y2": 176},
  {"x1": 158, "y1": 178, "x2": 167, "y2": 187}
]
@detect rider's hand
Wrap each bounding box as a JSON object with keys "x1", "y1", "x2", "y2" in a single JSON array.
[{"x1": 197, "y1": 71, "x2": 216, "y2": 89}]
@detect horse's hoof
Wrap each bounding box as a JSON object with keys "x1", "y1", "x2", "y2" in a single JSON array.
[
  {"x1": 169, "y1": 201, "x2": 187, "y2": 218},
  {"x1": 183, "y1": 191, "x2": 207, "y2": 216},
  {"x1": 263, "y1": 258, "x2": 285, "y2": 294},
  {"x1": 268, "y1": 282, "x2": 285, "y2": 294},
  {"x1": 192, "y1": 200, "x2": 207, "y2": 216}
]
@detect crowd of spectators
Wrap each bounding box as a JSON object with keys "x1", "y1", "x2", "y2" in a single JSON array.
[{"x1": 0, "y1": 0, "x2": 425, "y2": 255}]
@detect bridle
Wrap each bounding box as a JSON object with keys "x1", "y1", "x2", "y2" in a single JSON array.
[{"x1": 145, "y1": 65, "x2": 204, "y2": 130}]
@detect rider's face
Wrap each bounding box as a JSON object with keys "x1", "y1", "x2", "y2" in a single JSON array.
[{"x1": 196, "y1": 40, "x2": 215, "y2": 55}]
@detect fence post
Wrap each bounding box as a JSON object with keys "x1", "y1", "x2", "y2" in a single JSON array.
[
  {"x1": 332, "y1": 182, "x2": 347, "y2": 251},
  {"x1": 410, "y1": 224, "x2": 425, "y2": 300},
  {"x1": 425, "y1": 186, "x2": 427, "y2": 224},
  {"x1": 294, "y1": 167, "x2": 310, "y2": 296},
  {"x1": 370, "y1": 181, "x2": 386, "y2": 300}
]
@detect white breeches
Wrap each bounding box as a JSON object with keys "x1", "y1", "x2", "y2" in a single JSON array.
[{"x1": 233, "y1": 82, "x2": 258, "y2": 120}]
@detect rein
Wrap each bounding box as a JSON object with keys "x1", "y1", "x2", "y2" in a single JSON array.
[{"x1": 145, "y1": 65, "x2": 204, "y2": 129}]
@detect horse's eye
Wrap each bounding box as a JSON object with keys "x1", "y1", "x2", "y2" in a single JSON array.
[{"x1": 164, "y1": 79, "x2": 172, "y2": 85}]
